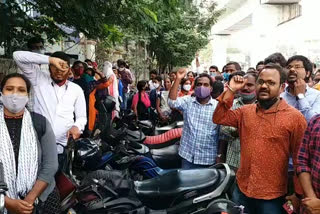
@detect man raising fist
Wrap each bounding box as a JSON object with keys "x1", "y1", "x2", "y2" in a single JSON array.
[
  {"x1": 213, "y1": 63, "x2": 307, "y2": 214},
  {"x1": 168, "y1": 68, "x2": 219, "y2": 169}
]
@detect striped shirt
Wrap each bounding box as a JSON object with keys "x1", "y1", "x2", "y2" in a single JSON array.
[{"x1": 168, "y1": 96, "x2": 219, "y2": 165}]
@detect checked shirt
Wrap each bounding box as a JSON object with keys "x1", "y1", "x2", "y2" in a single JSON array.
[
  {"x1": 168, "y1": 96, "x2": 219, "y2": 165},
  {"x1": 297, "y1": 114, "x2": 320, "y2": 198}
]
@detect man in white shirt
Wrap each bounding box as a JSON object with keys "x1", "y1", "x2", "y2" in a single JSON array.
[{"x1": 13, "y1": 51, "x2": 87, "y2": 155}]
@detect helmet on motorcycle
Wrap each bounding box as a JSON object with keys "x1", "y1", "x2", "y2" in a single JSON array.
[
  {"x1": 74, "y1": 138, "x2": 102, "y2": 171},
  {"x1": 95, "y1": 95, "x2": 116, "y2": 113},
  {"x1": 205, "y1": 198, "x2": 241, "y2": 214}
]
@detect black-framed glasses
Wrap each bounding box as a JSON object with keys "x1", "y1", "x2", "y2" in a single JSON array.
[
  {"x1": 286, "y1": 65, "x2": 305, "y2": 70},
  {"x1": 257, "y1": 79, "x2": 277, "y2": 87}
]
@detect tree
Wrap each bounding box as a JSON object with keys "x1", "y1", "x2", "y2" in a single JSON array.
[
  {"x1": 0, "y1": 0, "x2": 64, "y2": 57},
  {"x1": 146, "y1": 0, "x2": 221, "y2": 72},
  {"x1": 0, "y1": 0, "x2": 168, "y2": 57}
]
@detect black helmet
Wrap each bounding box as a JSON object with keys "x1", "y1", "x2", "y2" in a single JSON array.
[
  {"x1": 74, "y1": 138, "x2": 102, "y2": 171},
  {"x1": 95, "y1": 95, "x2": 116, "y2": 113}
]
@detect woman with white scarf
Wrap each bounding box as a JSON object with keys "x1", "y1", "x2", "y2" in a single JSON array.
[{"x1": 0, "y1": 73, "x2": 59, "y2": 214}]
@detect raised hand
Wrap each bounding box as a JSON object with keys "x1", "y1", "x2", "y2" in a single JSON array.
[
  {"x1": 176, "y1": 68, "x2": 187, "y2": 80},
  {"x1": 229, "y1": 75, "x2": 247, "y2": 91},
  {"x1": 294, "y1": 78, "x2": 306, "y2": 96},
  {"x1": 49, "y1": 57, "x2": 69, "y2": 72}
]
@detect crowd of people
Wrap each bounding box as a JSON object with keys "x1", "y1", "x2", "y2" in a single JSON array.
[{"x1": 0, "y1": 37, "x2": 318, "y2": 214}]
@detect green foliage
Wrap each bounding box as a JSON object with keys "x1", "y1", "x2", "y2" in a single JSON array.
[
  {"x1": 0, "y1": 0, "x2": 165, "y2": 57},
  {"x1": 146, "y1": 0, "x2": 221, "y2": 71}
]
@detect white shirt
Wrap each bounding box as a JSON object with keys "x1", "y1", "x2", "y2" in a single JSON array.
[{"x1": 13, "y1": 51, "x2": 87, "y2": 153}]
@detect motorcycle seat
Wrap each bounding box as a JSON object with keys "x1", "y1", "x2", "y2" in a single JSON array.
[
  {"x1": 134, "y1": 168, "x2": 223, "y2": 209},
  {"x1": 150, "y1": 144, "x2": 179, "y2": 156}
]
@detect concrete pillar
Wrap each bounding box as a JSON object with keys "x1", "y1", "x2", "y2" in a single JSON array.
[{"x1": 211, "y1": 35, "x2": 229, "y2": 70}]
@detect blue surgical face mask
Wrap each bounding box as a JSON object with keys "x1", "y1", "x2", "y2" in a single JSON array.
[
  {"x1": 223, "y1": 73, "x2": 230, "y2": 81},
  {"x1": 210, "y1": 72, "x2": 217, "y2": 77}
]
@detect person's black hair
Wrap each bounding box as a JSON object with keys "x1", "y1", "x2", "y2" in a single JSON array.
[
  {"x1": 222, "y1": 65, "x2": 227, "y2": 73},
  {"x1": 1, "y1": 73, "x2": 32, "y2": 93},
  {"x1": 85, "y1": 59, "x2": 93, "y2": 63},
  {"x1": 286, "y1": 55, "x2": 313, "y2": 78},
  {"x1": 85, "y1": 67, "x2": 95, "y2": 76},
  {"x1": 225, "y1": 61, "x2": 241, "y2": 71},
  {"x1": 169, "y1": 71, "x2": 177, "y2": 74},
  {"x1": 180, "y1": 78, "x2": 191, "y2": 90},
  {"x1": 112, "y1": 66, "x2": 117, "y2": 70},
  {"x1": 194, "y1": 73, "x2": 214, "y2": 89},
  {"x1": 247, "y1": 67, "x2": 256, "y2": 72},
  {"x1": 187, "y1": 71, "x2": 195, "y2": 78},
  {"x1": 264, "y1": 52, "x2": 287, "y2": 68},
  {"x1": 154, "y1": 76, "x2": 162, "y2": 82},
  {"x1": 72, "y1": 60, "x2": 86, "y2": 68},
  {"x1": 211, "y1": 80, "x2": 224, "y2": 98},
  {"x1": 228, "y1": 71, "x2": 245, "y2": 83},
  {"x1": 245, "y1": 72, "x2": 258, "y2": 81},
  {"x1": 256, "y1": 61, "x2": 264, "y2": 70},
  {"x1": 137, "y1": 80, "x2": 147, "y2": 92},
  {"x1": 209, "y1": 65, "x2": 219, "y2": 71},
  {"x1": 313, "y1": 63, "x2": 317, "y2": 69},
  {"x1": 261, "y1": 63, "x2": 287, "y2": 84},
  {"x1": 215, "y1": 75, "x2": 223, "y2": 81},
  {"x1": 117, "y1": 59, "x2": 126, "y2": 67},
  {"x1": 27, "y1": 37, "x2": 44, "y2": 50},
  {"x1": 51, "y1": 51, "x2": 70, "y2": 66},
  {"x1": 149, "y1": 69, "x2": 158, "y2": 75}
]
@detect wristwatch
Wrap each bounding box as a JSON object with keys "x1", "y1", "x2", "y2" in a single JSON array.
[{"x1": 297, "y1": 93, "x2": 305, "y2": 100}]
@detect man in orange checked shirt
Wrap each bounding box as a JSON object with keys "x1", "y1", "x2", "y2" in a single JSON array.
[{"x1": 213, "y1": 63, "x2": 307, "y2": 214}]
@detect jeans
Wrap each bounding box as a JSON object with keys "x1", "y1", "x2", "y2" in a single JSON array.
[
  {"x1": 121, "y1": 92, "x2": 129, "y2": 110},
  {"x1": 233, "y1": 184, "x2": 286, "y2": 214},
  {"x1": 181, "y1": 159, "x2": 211, "y2": 169}
]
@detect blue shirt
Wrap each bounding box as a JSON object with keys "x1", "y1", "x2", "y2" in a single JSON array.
[
  {"x1": 281, "y1": 86, "x2": 320, "y2": 122},
  {"x1": 168, "y1": 96, "x2": 219, "y2": 165}
]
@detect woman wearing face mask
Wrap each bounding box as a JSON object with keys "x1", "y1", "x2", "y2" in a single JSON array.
[
  {"x1": 156, "y1": 77, "x2": 172, "y2": 122},
  {"x1": 149, "y1": 76, "x2": 164, "y2": 109},
  {"x1": 132, "y1": 80, "x2": 151, "y2": 120},
  {"x1": 0, "y1": 73, "x2": 59, "y2": 214},
  {"x1": 178, "y1": 78, "x2": 193, "y2": 97}
]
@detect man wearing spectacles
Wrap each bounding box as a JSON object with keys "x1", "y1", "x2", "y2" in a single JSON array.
[
  {"x1": 213, "y1": 63, "x2": 307, "y2": 214},
  {"x1": 281, "y1": 55, "x2": 320, "y2": 122}
]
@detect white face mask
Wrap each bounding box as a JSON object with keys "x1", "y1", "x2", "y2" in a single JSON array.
[
  {"x1": 183, "y1": 84, "x2": 192, "y2": 91},
  {"x1": 149, "y1": 82, "x2": 155, "y2": 90},
  {"x1": 153, "y1": 83, "x2": 160, "y2": 89},
  {"x1": 1, "y1": 94, "x2": 29, "y2": 114},
  {"x1": 119, "y1": 67, "x2": 125, "y2": 71}
]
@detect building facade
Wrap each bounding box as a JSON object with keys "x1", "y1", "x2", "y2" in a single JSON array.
[{"x1": 210, "y1": 0, "x2": 320, "y2": 71}]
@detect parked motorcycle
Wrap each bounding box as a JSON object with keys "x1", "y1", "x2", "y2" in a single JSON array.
[{"x1": 67, "y1": 163, "x2": 243, "y2": 214}]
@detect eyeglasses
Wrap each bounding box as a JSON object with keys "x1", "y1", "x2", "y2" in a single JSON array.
[
  {"x1": 257, "y1": 79, "x2": 277, "y2": 87},
  {"x1": 286, "y1": 65, "x2": 305, "y2": 70}
]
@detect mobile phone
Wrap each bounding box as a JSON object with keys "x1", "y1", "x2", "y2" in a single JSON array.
[{"x1": 283, "y1": 201, "x2": 294, "y2": 214}]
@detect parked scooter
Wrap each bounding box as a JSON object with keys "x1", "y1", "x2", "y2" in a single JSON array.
[{"x1": 67, "y1": 163, "x2": 243, "y2": 214}]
